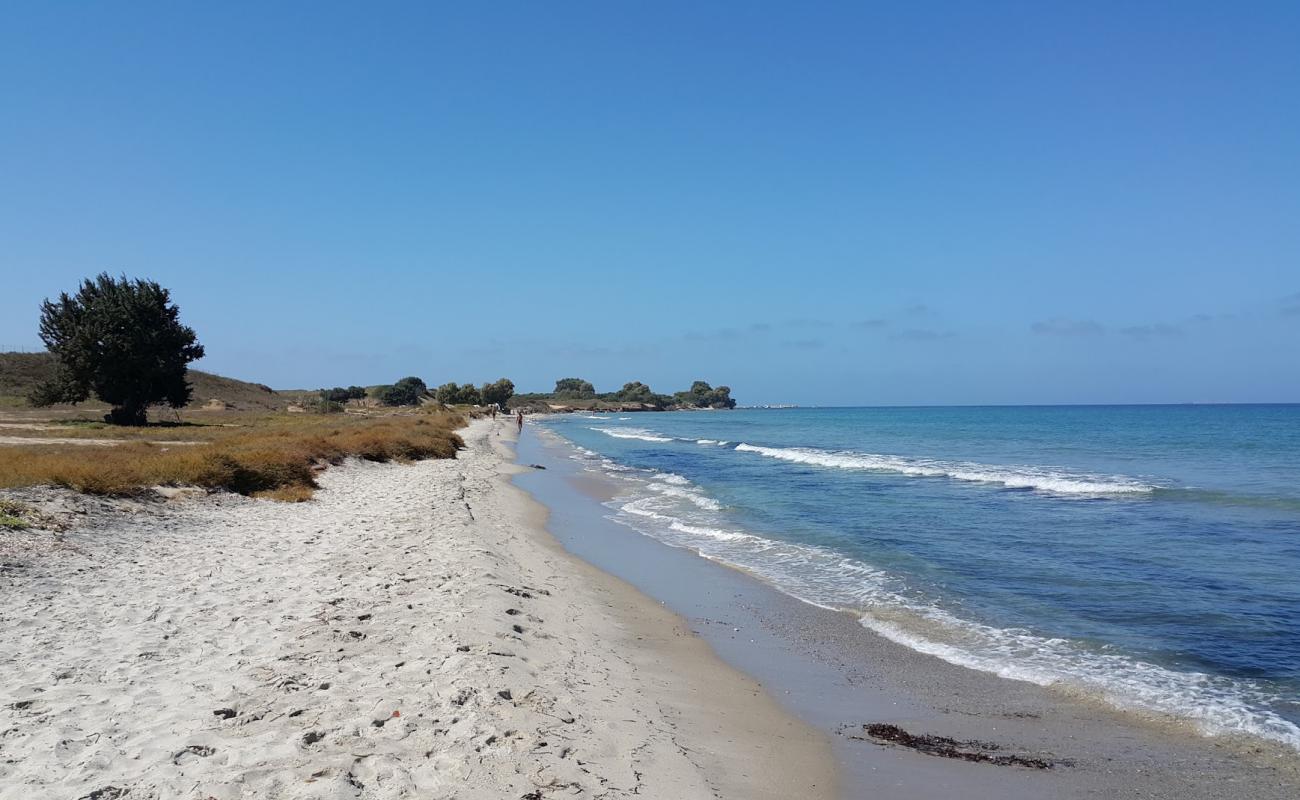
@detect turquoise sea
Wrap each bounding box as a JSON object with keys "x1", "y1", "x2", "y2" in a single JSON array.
[{"x1": 536, "y1": 405, "x2": 1300, "y2": 750}]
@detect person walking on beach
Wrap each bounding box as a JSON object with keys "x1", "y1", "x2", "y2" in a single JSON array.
[{"x1": 516, "y1": 410, "x2": 524, "y2": 434}]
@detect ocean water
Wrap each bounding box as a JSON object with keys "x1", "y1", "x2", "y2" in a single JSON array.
[{"x1": 535, "y1": 405, "x2": 1300, "y2": 750}]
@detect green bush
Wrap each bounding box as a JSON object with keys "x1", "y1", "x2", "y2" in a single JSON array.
[
  {"x1": 379, "y1": 376, "x2": 427, "y2": 407},
  {"x1": 320, "y1": 386, "x2": 369, "y2": 403}
]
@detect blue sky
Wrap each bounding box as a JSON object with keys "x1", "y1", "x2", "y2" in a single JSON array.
[{"x1": 1, "y1": 2, "x2": 1297, "y2": 405}]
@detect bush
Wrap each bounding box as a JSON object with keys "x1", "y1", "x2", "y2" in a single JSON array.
[
  {"x1": 379, "y1": 376, "x2": 427, "y2": 407},
  {"x1": 306, "y1": 397, "x2": 345, "y2": 414},
  {"x1": 0, "y1": 500, "x2": 30, "y2": 530},
  {"x1": 320, "y1": 386, "x2": 369, "y2": 404}
]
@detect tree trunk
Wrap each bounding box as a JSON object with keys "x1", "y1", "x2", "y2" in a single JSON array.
[{"x1": 106, "y1": 402, "x2": 148, "y2": 426}]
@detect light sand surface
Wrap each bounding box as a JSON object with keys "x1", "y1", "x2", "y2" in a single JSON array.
[
  {"x1": 0, "y1": 436, "x2": 202, "y2": 446},
  {"x1": 0, "y1": 418, "x2": 833, "y2": 799}
]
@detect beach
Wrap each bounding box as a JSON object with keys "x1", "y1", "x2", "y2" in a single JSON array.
[
  {"x1": 0, "y1": 418, "x2": 832, "y2": 799},
  {"x1": 4, "y1": 412, "x2": 1299, "y2": 800}
]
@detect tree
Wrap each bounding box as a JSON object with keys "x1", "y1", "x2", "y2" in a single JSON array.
[
  {"x1": 553, "y1": 377, "x2": 595, "y2": 398},
  {"x1": 321, "y1": 385, "x2": 370, "y2": 403},
  {"x1": 614, "y1": 381, "x2": 657, "y2": 404},
  {"x1": 33, "y1": 273, "x2": 205, "y2": 425},
  {"x1": 434, "y1": 381, "x2": 483, "y2": 405},
  {"x1": 480, "y1": 378, "x2": 515, "y2": 408},
  {"x1": 378, "y1": 376, "x2": 427, "y2": 406},
  {"x1": 453, "y1": 383, "x2": 482, "y2": 405},
  {"x1": 709, "y1": 385, "x2": 736, "y2": 409},
  {"x1": 434, "y1": 382, "x2": 460, "y2": 404},
  {"x1": 672, "y1": 381, "x2": 736, "y2": 409}
]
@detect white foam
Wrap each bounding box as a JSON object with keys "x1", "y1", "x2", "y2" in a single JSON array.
[
  {"x1": 591, "y1": 427, "x2": 674, "y2": 443},
  {"x1": 733, "y1": 443, "x2": 1154, "y2": 496},
  {"x1": 859, "y1": 609, "x2": 1300, "y2": 751},
  {"x1": 646, "y1": 482, "x2": 723, "y2": 511}
]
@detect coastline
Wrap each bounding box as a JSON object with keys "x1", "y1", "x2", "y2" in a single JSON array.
[
  {"x1": 515, "y1": 422, "x2": 1300, "y2": 800},
  {"x1": 0, "y1": 418, "x2": 834, "y2": 799}
]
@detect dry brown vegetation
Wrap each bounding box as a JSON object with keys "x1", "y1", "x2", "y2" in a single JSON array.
[{"x1": 0, "y1": 409, "x2": 465, "y2": 500}]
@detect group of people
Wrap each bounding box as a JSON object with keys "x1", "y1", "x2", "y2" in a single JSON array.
[{"x1": 488, "y1": 404, "x2": 525, "y2": 433}]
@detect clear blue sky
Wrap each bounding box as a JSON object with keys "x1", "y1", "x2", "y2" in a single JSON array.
[{"x1": 2, "y1": 2, "x2": 1297, "y2": 405}]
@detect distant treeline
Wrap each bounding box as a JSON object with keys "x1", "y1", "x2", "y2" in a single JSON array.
[
  {"x1": 314, "y1": 377, "x2": 515, "y2": 411},
  {"x1": 315, "y1": 376, "x2": 734, "y2": 412},
  {"x1": 511, "y1": 378, "x2": 736, "y2": 411}
]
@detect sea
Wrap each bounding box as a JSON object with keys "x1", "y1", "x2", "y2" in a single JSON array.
[{"x1": 534, "y1": 405, "x2": 1300, "y2": 751}]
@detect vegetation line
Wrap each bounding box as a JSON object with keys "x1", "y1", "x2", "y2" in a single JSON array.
[{"x1": 0, "y1": 412, "x2": 465, "y2": 501}]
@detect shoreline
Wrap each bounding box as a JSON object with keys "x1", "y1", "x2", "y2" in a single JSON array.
[
  {"x1": 515, "y1": 422, "x2": 1300, "y2": 799},
  {"x1": 0, "y1": 418, "x2": 834, "y2": 799}
]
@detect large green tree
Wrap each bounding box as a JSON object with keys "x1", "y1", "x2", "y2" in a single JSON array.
[
  {"x1": 673, "y1": 380, "x2": 737, "y2": 409},
  {"x1": 433, "y1": 381, "x2": 483, "y2": 405},
  {"x1": 33, "y1": 273, "x2": 205, "y2": 425},
  {"x1": 378, "y1": 376, "x2": 427, "y2": 406},
  {"x1": 480, "y1": 378, "x2": 515, "y2": 408},
  {"x1": 553, "y1": 377, "x2": 595, "y2": 398}
]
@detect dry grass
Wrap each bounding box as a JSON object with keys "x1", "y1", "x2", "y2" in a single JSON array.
[{"x1": 0, "y1": 410, "x2": 465, "y2": 499}]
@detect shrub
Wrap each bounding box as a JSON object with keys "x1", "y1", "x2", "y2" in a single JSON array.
[
  {"x1": 0, "y1": 500, "x2": 29, "y2": 530},
  {"x1": 320, "y1": 386, "x2": 368, "y2": 404},
  {"x1": 379, "y1": 376, "x2": 427, "y2": 407}
]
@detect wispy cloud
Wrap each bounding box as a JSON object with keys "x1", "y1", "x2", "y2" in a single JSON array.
[
  {"x1": 1280, "y1": 292, "x2": 1300, "y2": 318},
  {"x1": 892, "y1": 328, "x2": 956, "y2": 342},
  {"x1": 1031, "y1": 318, "x2": 1105, "y2": 337},
  {"x1": 684, "y1": 327, "x2": 742, "y2": 342},
  {"x1": 855, "y1": 318, "x2": 889, "y2": 329},
  {"x1": 783, "y1": 318, "x2": 835, "y2": 329},
  {"x1": 545, "y1": 342, "x2": 653, "y2": 358},
  {"x1": 781, "y1": 338, "x2": 825, "y2": 350},
  {"x1": 1119, "y1": 323, "x2": 1184, "y2": 340}
]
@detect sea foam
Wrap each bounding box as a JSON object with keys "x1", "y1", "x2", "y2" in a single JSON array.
[
  {"x1": 733, "y1": 443, "x2": 1154, "y2": 496},
  {"x1": 591, "y1": 427, "x2": 674, "y2": 443}
]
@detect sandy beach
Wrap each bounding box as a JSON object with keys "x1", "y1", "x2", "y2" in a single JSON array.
[{"x1": 0, "y1": 418, "x2": 833, "y2": 799}]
